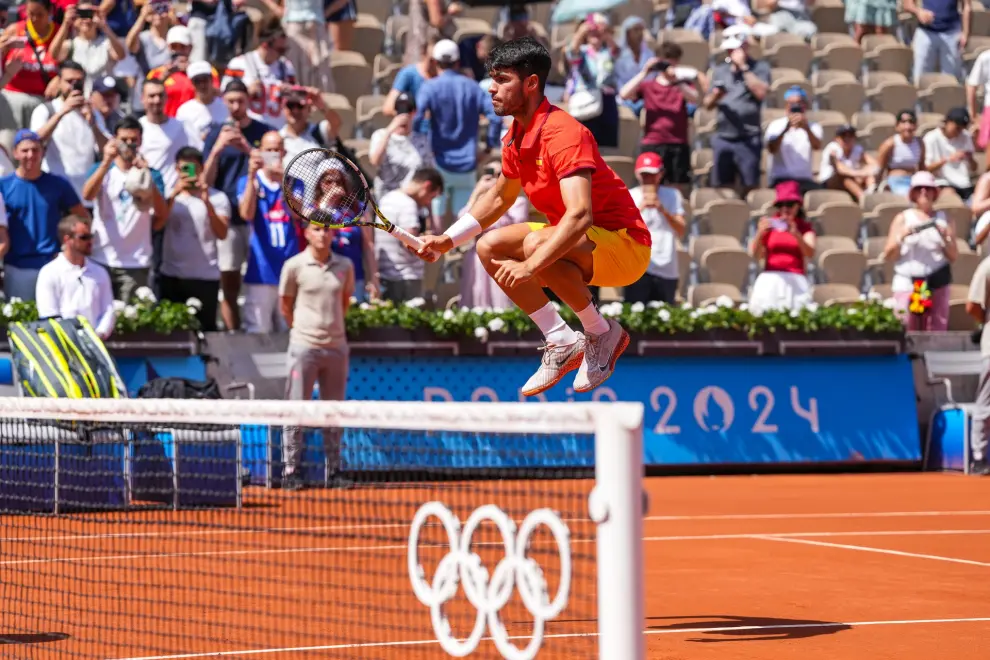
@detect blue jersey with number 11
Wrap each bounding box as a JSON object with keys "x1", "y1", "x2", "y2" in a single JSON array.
[{"x1": 238, "y1": 172, "x2": 301, "y2": 286}]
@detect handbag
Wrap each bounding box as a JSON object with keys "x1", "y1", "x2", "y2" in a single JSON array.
[{"x1": 568, "y1": 88, "x2": 604, "y2": 122}]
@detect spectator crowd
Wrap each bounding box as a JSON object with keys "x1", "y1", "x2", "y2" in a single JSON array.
[{"x1": 1, "y1": 0, "x2": 990, "y2": 338}]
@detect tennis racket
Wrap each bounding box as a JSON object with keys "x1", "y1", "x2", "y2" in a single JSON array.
[{"x1": 281, "y1": 147, "x2": 436, "y2": 258}]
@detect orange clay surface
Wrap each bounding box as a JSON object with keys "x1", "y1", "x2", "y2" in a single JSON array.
[{"x1": 3, "y1": 473, "x2": 990, "y2": 659}]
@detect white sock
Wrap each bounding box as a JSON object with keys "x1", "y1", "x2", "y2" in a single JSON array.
[
  {"x1": 530, "y1": 302, "x2": 578, "y2": 346},
  {"x1": 576, "y1": 303, "x2": 610, "y2": 335}
]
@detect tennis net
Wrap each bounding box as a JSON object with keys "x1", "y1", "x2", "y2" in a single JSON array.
[{"x1": 0, "y1": 397, "x2": 644, "y2": 660}]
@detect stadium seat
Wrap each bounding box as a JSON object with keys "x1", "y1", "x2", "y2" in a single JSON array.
[
  {"x1": 806, "y1": 110, "x2": 850, "y2": 143},
  {"x1": 865, "y1": 72, "x2": 918, "y2": 114},
  {"x1": 919, "y1": 78, "x2": 967, "y2": 116},
  {"x1": 935, "y1": 204, "x2": 975, "y2": 242},
  {"x1": 812, "y1": 283, "x2": 862, "y2": 306},
  {"x1": 356, "y1": 149, "x2": 377, "y2": 180},
  {"x1": 948, "y1": 283, "x2": 971, "y2": 302},
  {"x1": 612, "y1": 0, "x2": 657, "y2": 28},
  {"x1": 818, "y1": 249, "x2": 867, "y2": 287},
  {"x1": 384, "y1": 14, "x2": 409, "y2": 54},
  {"x1": 770, "y1": 79, "x2": 814, "y2": 109},
  {"x1": 330, "y1": 55, "x2": 373, "y2": 104},
  {"x1": 604, "y1": 155, "x2": 637, "y2": 189},
  {"x1": 689, "y1": 234, "x2": 743, "y2": 263},
  {"x1": 317, "y1": 94, "x2": 356, "y2": 139},
  {"x1": 957, "y1": 238, "x2": 975, "y2": 255},
  {"x1": 691, "y1": 149, "x2": 714, "y2": 187},
  {"x1": 360, "y1": 0, "x2": 395, "y2": 21},
  {"x1": 948, "y1": 301, "x2": 979, "y2": 330},
  {"x1": 689, "y1": 283, "x2": 745, "y2": 307},
  {"x1": 964, "y1": 37, "x2": 990, "y2": 71},
  {"x1": 765, "y1": 37, "x2": 814, "y2": 75},
  {"x1": 862, "y1": 196, "x2": 910, "y2": 238},
  {"x1": 863, "y1": 236, "x2": 894, "y2": 286},
  {"x1": 356, "y1": 95, "x2": 388, "y2": 137},
  {"x1": 806, "y1": 189, "x2": 855, "y2": 211},
  {"x1": 457, "y1": 5, "x2": 499, "y2": 23},
  {"x1": 351, "y1": 14, "x2": 386, "y2": 66},
  {"x1": 372, "y1": 53, "x2": 402, "y2": 93},
  {"x1": 701, "y1": 248, "x2": 753, "y2": 290},
  {"x1": 692, "y1": 107, "x2": 718, "y2": 148},
  {"x1": 870, "y1": 283, "x2": 893, "y2": 299},
  {"x1": 678, "y1": 249, "x2": 690, "y2": 299},
  {"x1": 810, "y1": 0, "x2": 848, "y2": 35},
  {"x1": 953, "y1": 252, "x2": 981, "y2": 285},
  {"x1": 864, "y1": 42, "x2": 914, "y2": 78},
  {"x1": 813, "y1": 39, "x2": 864, "y2": 76},
  {"x1": 551, "y1": 23, "x2": 576, "y2": 50},
  {"x1": 810, "y1": 203, "x2": 863, "y2": 240},
  {"x1": 451, "y1": 17, "x2": 494, "y2": 41},
  {"x1": 814, "y1": 235, "x2": 858, "y2": 260},
  {"x1": 814, "y1": 76, "x2": 865, "y2": 121}
]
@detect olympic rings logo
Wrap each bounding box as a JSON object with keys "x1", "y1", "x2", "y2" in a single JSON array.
[{"x1": 407, "y1": 502, "x2": 572, "y2": 660}]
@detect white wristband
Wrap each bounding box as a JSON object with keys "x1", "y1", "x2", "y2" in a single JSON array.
[{"x1": 443, "y1": 214, "x2": 483, "y2": 248}]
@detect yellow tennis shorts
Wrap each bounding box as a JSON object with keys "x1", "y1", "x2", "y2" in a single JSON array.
[{"x1": 525, "y1": 222, "x2": 652, "y2": 287}]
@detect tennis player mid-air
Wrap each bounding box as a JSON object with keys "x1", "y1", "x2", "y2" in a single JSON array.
[{"x1": 414, "y1": 37, "x2": 652, "y2": 396}]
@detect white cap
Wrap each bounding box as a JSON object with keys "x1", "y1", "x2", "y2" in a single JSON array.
[
  {"x1": 166, "y1": 26, "x2": 192, "y2": 46},
  {"x1": 721, "y1": 36, "x2": 745, "y2": 50},
  {"x1": 187, "y1": 61, "x2": 212, "y2": 79},
  {"x1": 721, "y1": 23, "x2": 750, "y2": 50},
  {"x1": 432, "y1": 39, "x2": 460, "y2": 63}
]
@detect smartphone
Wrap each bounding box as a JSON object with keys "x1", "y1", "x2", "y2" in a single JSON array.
[
  {"x1": 651, "y1": 61, "x2": 670, "y2": 73},
  {"x1": 788, "y1": 103, "x2": 804, "y2": 113},
  {"x1": 261, "y1": 152, "x2": 281, "y2": 167},
  {"x1": 770, "y1": 219, "x2": 788, "y2": 232},
  {"x1": 180, "y1": 163, "x2": 197, "y2": 179},
  {"x1": 77, "y1": 7, "x2": 94, "y2": 19},
  {"x1": 71, "y1": 78, "x2": 85, "y2": 93},
  {"x1": 483, "y1": 166, "x2": 496, "y2": 178},
  {"x1": 153, "y1": 0, "x2": 170, "y2": 14}
]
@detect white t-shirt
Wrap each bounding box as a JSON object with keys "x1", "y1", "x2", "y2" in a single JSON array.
[
  {"x1": 223, "y1": 51, "x2": 297, "y2": 129},
  {"x1": 629, "y1": 185, "x2": 683, "y2": 280},
  {"x1": 138, "y1": 116, "x2": 202, "y2": 194},
  {"x1": 375, "y1": 190, "x2": 424, "y2": 281},
  {"x1": 70, "y1": 35, "x2": 115, "y2": 92},
  {"x1": 818, "y1": 140, "x2": 865, "y2": 183},
  {"x1": 279, "y1": 122, "x2": 333, "y2": 165},
  {"x1": 924, "y1": 127, "x2": 974, "y2": 189},
  {"x1": 764, "y1": 117, "x2": 823, "y2": 183},
  {"x1": 369, "y1": 129, "x2": 425, "y2": 199},
  {"x1": 0, "y1": 191, "x2": 8, "y2": 228},
  {"x1": 161, "y1": 188, "x2": 232, "y2": 281},
  {"x1": 967, "y1": 50, "x2": 990, "y2": 99},
  {"x1": 0, "y1": 149, "x2": 13, "y2": 177},
  {"x1": 176, "y1": 96, "x2": 230, "y2": 145},
  {"x1": 91, "y1": 164, "x2": 162, "y2": 269},
  {"x1": 30, "y1": 98, "x2": 99, "y2": 201},
  {"x1": 35, "y1": 254, "x2": 115, "y2": 338}
]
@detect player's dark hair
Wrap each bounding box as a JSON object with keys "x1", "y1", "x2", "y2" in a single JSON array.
[
  {"x1": 486, "y1": 37, "x2": 551, "y2": 93},
  {"x1": 411, "y1": 167, "x2": 445, "y2": 194},
  {"x1": 224, "y1": 79, "x2": 249, "y2": 96},
  {"x1": 114, "y1": 115, "x2": 143, "y2": 135},
  {"x1": 658, "y1": 43, "x2": 682, "y2": 60},
  {"x1": 59, "y1": 60, "x2": 85, "y2": 75},
  {"x1": 176, "y1": 146, "x2": 204, "y2": 165},
  {"x1": 259, "y1": 19, "x2": 285, "y2": 43}
]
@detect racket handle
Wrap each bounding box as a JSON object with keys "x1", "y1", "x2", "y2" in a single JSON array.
[{"x1": 390, "y1": 224, "x2": 439, "y2": 261}]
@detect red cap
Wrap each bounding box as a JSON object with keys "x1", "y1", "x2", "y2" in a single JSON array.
[
  {"x1": 635, "y1": 152, "x2": 663, "y2": 174},
  {"x1": 774, "y1": 180, "x2": 803, "y2": 206}
]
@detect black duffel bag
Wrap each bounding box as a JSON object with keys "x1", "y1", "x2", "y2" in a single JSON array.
[{"x1": 136, "y1": 377, "x2": 223, "y2": 400}]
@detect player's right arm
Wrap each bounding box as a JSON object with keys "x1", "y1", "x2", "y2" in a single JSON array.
[{"x1": 414, "y1": 174, "x2": 522, "y2": 259}]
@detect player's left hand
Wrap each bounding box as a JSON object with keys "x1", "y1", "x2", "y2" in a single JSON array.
[{"x1": 491, "y1": 259, "x2": 534, "y2": 289}]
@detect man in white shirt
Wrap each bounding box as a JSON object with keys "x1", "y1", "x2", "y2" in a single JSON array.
[
  {"x1": 82, "y1": 115, "x2": 169, "y2": 303},
  {"x1": 223, "y1": 23, "x2": 297, "y2": 130},
  {"x1": 966, "y1": 48, "x2": 990, "y2": 149},
  {"x1": 623, "y1": 153, "x2": 687, "y2": 304},
  {"x1": 278, "y1": 86, "x2": 342, "y2": 165},
  {"x1": 176, "y1": 61, "x2": 230, "y2": 145},
  {"x1": 764, "y1": 85, "x2": 823, "y2": 193},
  {"x1": 35, "y1": 215, "x2": 115, "y2": 339},
  {"x1": 924, "y1": 107, "x2": 977, "y2": 200},
  {"x1": 376, "y1": 168, "x2": 445, "y2": 302},
  {"x1": 138, "y1": 79, "x2": 203, "y2": 194},
  {"x1": 30, "y1": 61, "x2": 108, "y2": 204}
]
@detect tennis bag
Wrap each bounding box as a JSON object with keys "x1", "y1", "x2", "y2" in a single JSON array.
[{"x1": 7, "y1": 317, "x2": 126, "y2": 399}]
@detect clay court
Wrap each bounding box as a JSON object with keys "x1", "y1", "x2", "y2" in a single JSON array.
[{"x1": 3, "y1": 472, "x2": 990, "y2": 659}]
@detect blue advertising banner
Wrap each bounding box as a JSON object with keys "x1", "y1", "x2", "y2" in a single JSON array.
[{"x1": 347, "y1": 354, "x2": 921, "y2": 466}]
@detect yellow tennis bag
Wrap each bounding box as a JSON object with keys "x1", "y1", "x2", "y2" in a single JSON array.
[{"x1": 7, "y1": 317, "x2": 126, "y2": 399}]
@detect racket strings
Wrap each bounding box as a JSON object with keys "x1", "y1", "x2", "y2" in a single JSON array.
[{"x1": 283, "y1": 149, "x2": 367, "y2": 227}]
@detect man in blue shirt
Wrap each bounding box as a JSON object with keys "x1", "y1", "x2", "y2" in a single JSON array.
[
  {"x1": 904, "y1": 0, "x2": 971, "y2": 84},
  {"x1": 203, "y1": 79, "x2": 275, "y2": 331},
  {"x1": 414, "y1": 39, "x2": 502, "y2": 223},
  {"x1": 0, "y1": 130, "x2": 89, "y2": 301},
  {"x1": 236, "y1": 131, "x2": 301, "y2": 334}
]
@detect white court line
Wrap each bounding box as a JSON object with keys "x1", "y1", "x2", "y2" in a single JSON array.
[
  {"x1": 9, "y1": 529, "x2": 990, "y2": 566},
  {"x1": 105, "y1": 617, "x2": 990, "y2": 660},
  {"x1": 13, "y1": 510, "x2": 990, "y2": 545},
  {"x1": 756, "y1": 535, "x2": 990, "y2": 568}
]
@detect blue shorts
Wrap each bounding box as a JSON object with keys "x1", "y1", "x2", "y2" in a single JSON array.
[
  {"x1": 326, "y1": 0, "x2": 358, "y2": 22},
  {"x1": 711, "y1": 134, "x2": 762, "y2": 188}
]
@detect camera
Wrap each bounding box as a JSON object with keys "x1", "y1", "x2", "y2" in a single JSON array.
[
  {"x1": 651, "y1": 60, "x2": 670, "y2": 73},
  {"x1": 788, "y1": 103, "x2": 804, "y2": 113},
  {"x1": 483, "y1": 166, "x2": 496, "y2": 178},
  {"x1": 394, "y1": 97, "x2": 414, "y2": 115},
  {"x1": 77, "y1": 7, "x2": 94, "y2": 19}
]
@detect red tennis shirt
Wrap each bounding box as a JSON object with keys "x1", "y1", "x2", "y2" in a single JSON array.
[{"x1": 501, "y1": 98, "x2": 651, "y2": 248}]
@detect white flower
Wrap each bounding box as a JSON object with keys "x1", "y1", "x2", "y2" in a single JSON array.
[
  {"x1": 405, "y1": 297, "x2": 426, "y2": 308},
  {"x1": 751, "y1": 306, "x2": 764, "y2": 317},
  {"x1": 681, "y1": 302, "x2": 692, "y2": 309},
  {"x1": 471, "y1": 306, "x2": 489, "y2": 315},
  {"x1": 658, "y1": 308, "x2": 671, "y2": 322},
  {"x1": 474, "y1": 326, "x2": 489, "y2": 342},
  {"x1": 847, "y1": 307, "x2": 859, "y2": 315},
  {"x1": 349, "y1": 296, "x2": 358, "y2": 304},
  {"x1": 600, "y1": 302, "x2": 624, "y2": 317},
  {"x1": 359, "y1": 302, "x2": 371, "y2": 311},
  {"x1": 647, "y1": 300, "x2": 663, "y2": 309},
  {"x1": 459, "y1": 306, "x2": 470, "y2": 313},
  {"x1": 1, "y1": 304, "x2": 12, "y2": 317},
  {"x1": 8, "y1": 297, "x2": 22, "y2": 304},
  {"x1": 706, "y1": 304, "x2": 718, "y2": 314},
  {"x1": 487, "y1": 317, "x2": 506, "y2": 332},
  {"x1": 185, "y1": 297, "x2": 202, "y2": 311},
  {"x1": 135, "y1": 286, "x2": 156, "y2": 303},
  {"x1": 123, "y1": 305, "x2": 138, "y2": 319},
  {"x1": 442, "y1": 309, "x2": 455, "y2": 320},
  {"x1": 715, "y1": 295, "x2": 735, "y2": 308},
  {"x1": 630, "y1": 301, "x2": 645, "y2": 313},
  {"x1": 112, "y1": 300, "x2": 126, "y2": 312},
  {"x1": 883, "y1": 298, "x2": 897, "y2": 309},
  {"x1": 805, "y1": 302, "x2": 819, "y2": 313},
  {"x1": 690, "y1": 309, "x2": 700, "y2": 319},
  {"x1": 868, "y1": 290, "x2": 883, "y2": 302},
  {"x1": 790, "y1": 310, "x2": 800, "y2": 318},
  {"x1": 859, "y1": 293, "x2": 867, "y2": 301},
  {"x1": 739, "y1": 303, "x2": 749, "y2": 312},
  {"x1": 186, "y1": 306, "x2": 198, "y2": 316}
]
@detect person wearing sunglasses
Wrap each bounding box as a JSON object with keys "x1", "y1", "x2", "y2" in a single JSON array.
[
  {"x1": 877, "y1": 109, "x2": 929, "y2": 197},
  {"x1": 748, "y1": 180, "x2": 816, "y2": 314},
  {"x1": 883, "y1": 170, "x2": 958, "y2": 331},
  {"x1": 34, "y1": 213, "x2": 115, "y2": 339}
]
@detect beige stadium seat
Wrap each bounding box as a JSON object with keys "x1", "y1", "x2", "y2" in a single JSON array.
[
  {"x1": 317, "y1": 93, "x2": 356, "y2": 138},
  {"x1": 360, "y1": 0, "x2": 395, "y2": 21},
  {"x1": 862, "y1": 193, "x2": 910, "y2": 237},
  {"x1": 331, "y1": 57, "x2": 373, "y2": 104},
  {"x1": 860, "y1": 124, "x2": 896, "y2": 151},
  {"x1": 604, "y1": 155, "x2": 636, "y2": 189},
  {"x1": 861, "y1": 34, "x2": 899, "y2": 53},
  {"x1": 766, "y1": 40, "x2": 814, "y2": 76},
  {"x1": 811, "y1": 203, "x2": 863, "y2": 240},
  {"x1": 695, "y1": 199, "x2": 751, "y2": 240},
  {"x1": 818, "y1": 249, "x2": 867, "y2": 286},
  {"x1": 806, "y1": 110, "x2": 849, "y2": 143},
  {"x1": 662, "y1": 28, "x2": 707, "y2": 45},
  {"x1": 457, "y1": 5, "x2": 499, "y2": 23},
  {"x1": 372, "y1": 53, "x2": 402, "y2": 92},
  {"x1": 957, "y1": 237, "x2": 975, "y2": 254},
  {"x1": 953, "y1": 252, "x2": 981, "y2": 285},
  {"x1": 870, "y1": 283, "x2": 893, "y2": 299},
  {"x1": 691, "y1": 149, "x2": 714, "y2": 187},
  {"x1": 351, "y1": 14, "x2": 386, "y2": 66},
  {"x1": 863, "y1": 236, "x2": 895, "y2": 284},
  {"x1": 689, "y1": 283, "x2": 745, "y2": 307},
  {"x1": 618, "y1": 114, "x2": 640, "y2": 156},
  {"x1": 355, "y1": 95, "x2": 388, "y2": 136},
  {"x1": 691, "y1": 187, "x2": 739, "y2": 211},
  {"x1": 356, "y1": 149, "x2": 377, "y2": 180},
  {"x1": 811, "y1": 69, "x2": 857, "y2": 87},
  {"x1": 814, "y1": 235, "x2": 858, "y2": 261},
  {"x1": 948, "y1": 301, "x2": 979, "y2": 331},
  {"x1": 853, "y1": 110, "x2": 897, "y2": 134},
  {"x1": 813, "y1": 41, "x2": 864, "y2": 76},
  {"x1": 805, "y1": 189, "x2": 855, "y2": 212},
  {"x1": 810, "y1": 1, "x2": 849, "y2": 35},
  {"x1": 689, "y1": 234, "x2": 743, "y2": 263},
  {"x1": 918, "y1": 74, "x2": 967, "y2": 115},
  {"x1": 812, "y1": 283, "x2": 862, "y2": 306},
  {"x1": 949, "y1": 283, "x2": 971, "y2": 302},
  {"x1": 865, "y1": 72, "x2": 917, "y2": 114},
  {"x1": 693, "y1": 107, "x2": 718, "y2": 147},
  {"x1": 814, "y1": 78, "x2": 865, "y2": 121},
  {"x1": 864, "y1": 42, "x2": 913, "y2": 78},
  {"x1": 701, "y1": 247, "x2": 753, "y2": 290},
  {"x1": 384, "y1": 14, "x2": 409, "y2": 51},
  {"x1": 769, "y1": 78, "x2": 813, "y2": 109},
  {"x1": 669, "y1": 39, "x2": 710, "y2": 73},
  {"x1": 613, "y1": 0, "x2": 657, "y2": 27},
  {"x1": 934, "y1": 204, "x2": 974, "y2": 242}
]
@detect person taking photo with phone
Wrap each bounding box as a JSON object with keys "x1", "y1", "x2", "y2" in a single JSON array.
[
  {"x1": 124, "y1": 0, "x2": 176, "y2": 116},
  {"x1": 277, "y1": 85, "x2": 342, "y2": 164},
  {"x1": 764, "y1": 85, "x2": 822, "y2": 193},
  {"x1": 54, "y1": 2, "x2": 126, "y2": 91},
  {"x1": 369, "y1": 91, "x2": 432, "y2": 200},
  {"x1": 748, "y1": 181, "x2": 815, "y2": 314},
  {"x1": 1, "y1": 0, "x2": 62, "y2": 130},
  {"x1": 146, "y1": 25, "x2": 220, "y2": 118},
  {"x1": 223, "y1": 21, "x2": 296, "y2": 130}
]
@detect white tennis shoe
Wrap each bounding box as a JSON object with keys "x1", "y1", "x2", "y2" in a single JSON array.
[
  {"x1": 521, "y1": 338, "x2": 585, "y2": 397},
  {"x1": 573, "y1": 319, "x2": 630, "y2": 393}
]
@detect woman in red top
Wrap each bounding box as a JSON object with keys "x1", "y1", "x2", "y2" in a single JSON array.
[
  {"x1": 1, "y1": 0, "x2": 64, "y2": 129},
  {"x1": 748, "y1": 181, "x2": 817, "y2": 313}
]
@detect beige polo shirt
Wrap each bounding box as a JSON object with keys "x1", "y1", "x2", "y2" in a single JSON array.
[{"x1": 278, "y1": 249, "x2": 354, "y2": 349}]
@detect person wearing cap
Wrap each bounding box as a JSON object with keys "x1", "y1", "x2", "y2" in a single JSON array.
[
  {"x1": 764, "y1": 85, "x2": 822, "y2": 193},
  {"x1": 90, "y1": 74, "x2": 123, "y2": 136},
  {"x1": 278, "y1": 86, "x2": 343, "y2": 164},
  {"x1": 883, "y1": 170, "x2": 958, "y2": 331},
  {"x1": 146, "y1": 25, "x2": 221, "y2": 118},
  {"x1": 0, "y1": 0, "x2": 62, "y2": 131},
  {"x1": 176, "y1": 60, "x2": 230, "y2": 144},
  {"x1": 124, "y1": 0, "x2": 176, "y2": 115},
  {"x1": 29, "y1": 61, "x2": 108, "y2": 203},
  {"x1": 564, "y1": 13, "x2": 620, "y2": 148},
  {"x1": 923, "y1": 107, "x2": 977, "y2": 200},
  {"x1": 903, "y1": 0, "x2": 970, "y2": 85},
  {"x1": 877, "y1": 109, "x2": 929, "y2": 197},
  {"x1": 624, "y1": 152, "x2": 686, "y2": 304},
  {"x1": 223, "y1": 21, "x2": 297, "y2": 130},
  {"x1": 748, "y1": 181, "x2": 815, "y2": 314},
  {"x1": 138, "y1": 78, "x2": 203, "y2": 194},
  {"x1": 703, "y1": 27, "x2": 771, "y2": 195},
  {"x1": 54, "y1": 1, "x2": 126, "y2": 93},
  {"x1": 818, "y1": 124, "x2": 879, "y2": 204},
  {"x1": 414, "y1": 38, "x2": 501, "y2": 222},
  {"x1": 263, "y1": 0, "x2": 334, "y2": 92},
  {"x1": 0, "y1": 128, "x2": 89, "y2": 300},
  {"x1": 369, "y1": 91, "x2": 432, "y2": 200}
]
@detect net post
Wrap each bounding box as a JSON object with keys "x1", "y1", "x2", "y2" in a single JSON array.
[{"x1": 592, "y1": 404, "x2": 645, "y2": 660}]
